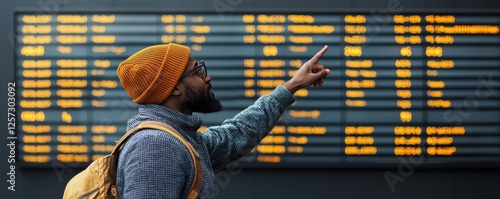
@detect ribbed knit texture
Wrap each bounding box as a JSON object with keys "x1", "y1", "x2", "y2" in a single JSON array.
[
  {"x1": 116, "y1": 86, "x2": 295, "y2": 198},
  {"x1": 117, "y1": 43, "x2": 190, "y2": 104}
]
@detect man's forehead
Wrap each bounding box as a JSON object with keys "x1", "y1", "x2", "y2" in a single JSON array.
[{"x1": 186, "y1": 56, "x2": 197, "y2": 70}]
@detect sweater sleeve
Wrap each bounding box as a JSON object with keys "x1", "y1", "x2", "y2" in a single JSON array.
[
  {"x1": 200, "y1": 85, "x2": 295, "y2": 171},
  {"x1": 118, "y1": 129, "x2": 193, "y2": 199}
]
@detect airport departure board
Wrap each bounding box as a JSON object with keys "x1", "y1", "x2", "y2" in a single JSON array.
[{"x1": 14, "y1": 12, "x2": 500, "y2": 168}]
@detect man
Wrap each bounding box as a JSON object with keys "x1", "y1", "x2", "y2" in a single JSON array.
[{"x1": 116, "y1": 43, "x2": 330, "y2": 198}]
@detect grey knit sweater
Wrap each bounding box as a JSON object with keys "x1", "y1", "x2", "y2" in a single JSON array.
[{"x1": 116, "y1": 86, "x2": 295, "y2": 198}]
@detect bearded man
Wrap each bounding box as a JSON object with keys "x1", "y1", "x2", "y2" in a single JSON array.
[{"x1": 116, "y1": 43, "x2": 330, "y2": 198}]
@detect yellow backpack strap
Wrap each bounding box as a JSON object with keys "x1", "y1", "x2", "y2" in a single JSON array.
[{"x1": 111, "y1": 121, "x2": 203, "y2": 199}]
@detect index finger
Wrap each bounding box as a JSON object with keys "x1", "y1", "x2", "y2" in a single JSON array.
[{"x1": 310, "y1": 45, "x2": 329, "y2": 63}]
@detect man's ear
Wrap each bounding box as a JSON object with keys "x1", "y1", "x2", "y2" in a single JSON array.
[{"x1": 171, "y1": 83, "x2": 183, "y2": 96}]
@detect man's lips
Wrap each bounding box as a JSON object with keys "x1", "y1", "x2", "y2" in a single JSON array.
[{"x1": 208, "y1": 84, "x2": 214, "y2": 96}]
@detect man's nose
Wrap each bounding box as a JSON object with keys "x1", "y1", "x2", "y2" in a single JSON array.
[{"x1": 204, "y1": 75, "x2": 211, "y2": 83}]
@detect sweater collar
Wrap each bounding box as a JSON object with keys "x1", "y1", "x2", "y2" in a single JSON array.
[{"x1": 131, "y1": 104, "x2": 203, "y2": 138}]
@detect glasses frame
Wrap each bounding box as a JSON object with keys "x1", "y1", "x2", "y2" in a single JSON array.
[{"x1": 180, "y1": 60, "x2": 207, "y2": 79}]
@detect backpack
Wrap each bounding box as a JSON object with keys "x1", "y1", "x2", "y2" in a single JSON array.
[{"x1": 63, "y1": 121, "x2": 203, "y2": 199}]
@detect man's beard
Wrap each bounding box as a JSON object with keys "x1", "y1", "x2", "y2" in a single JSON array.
[{"x1": 182, "y1": 83, "x2": 222, "y2": 113}]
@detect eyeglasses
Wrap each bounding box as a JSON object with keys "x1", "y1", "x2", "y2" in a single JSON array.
[{"x1": 180, "y1": 60, "x2": 207, "y2": 79}]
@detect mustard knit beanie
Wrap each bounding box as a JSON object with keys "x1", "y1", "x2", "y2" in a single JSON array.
[{"x1": 117, "y1": 43, "x2": 190, "y2": 104}]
